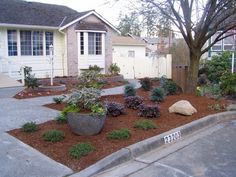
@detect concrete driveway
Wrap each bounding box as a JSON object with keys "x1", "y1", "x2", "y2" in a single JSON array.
[{"x1": 96, "y1": 119, "x2": 236, "y2": 177}]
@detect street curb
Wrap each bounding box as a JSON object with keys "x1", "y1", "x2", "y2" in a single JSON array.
[{"x1": 69, "y1": 111, "x2": 236, "y2": 177}]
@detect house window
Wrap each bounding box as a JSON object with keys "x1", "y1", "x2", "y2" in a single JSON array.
[
  {"x1": 33, "y1": 31, "x2": 43, "y2": 56},
  {"x1": 20, "y1": 30, "x2": 32, "y2": 56},
  {"x1": 45, "y1": 32, "x2": 53, "y2": 55},
  {"x1": 223, "y1": 32, "x2": 234, "y2": 51},
  {"x1": 7, "y1": 30, "x2": 17, "y2": 56},
  {"x1": 80, "y1": 32, "x2": 84, "y2": 55},
  {"x1": 88, "y1": 32, "x2": 102, "y2": 55},
  {"x1": 211, "y1": 32, "x2": 222, "y2": 51},
  {"x1": 128, "y1": 50, "x2": 135, "y2": 58}
]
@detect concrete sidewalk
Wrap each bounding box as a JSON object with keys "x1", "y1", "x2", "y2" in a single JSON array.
[{"x1": 95, "y1": 119, "x2": 236, "y2": 177}]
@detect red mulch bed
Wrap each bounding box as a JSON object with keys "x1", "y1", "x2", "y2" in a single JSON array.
[
  {"x1": 14, "y1": 80, "x2": 128, "y2": 99},
  {"x1": 9, "y1": 89, "x2": 228, "y2": 172}
]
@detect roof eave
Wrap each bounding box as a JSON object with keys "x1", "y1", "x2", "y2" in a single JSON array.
[
  {"x1": 59, "y1": 11, "x2": 120, "y2": 34},
  {"x1": 0, "y1": 23, "x2": 59, "y2": 30}
]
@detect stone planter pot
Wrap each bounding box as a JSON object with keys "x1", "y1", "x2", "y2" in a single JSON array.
[
  {"x1": 67, "y1": 112, "x2": 106, "y2": 136},
  {"x1": 102, "y1": 74, "x2": 124, "y2": 83}
]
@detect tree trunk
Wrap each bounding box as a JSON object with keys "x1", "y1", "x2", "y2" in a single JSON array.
[{"x1": 186, "y1": 51, "x2": 201, "y2": 93}]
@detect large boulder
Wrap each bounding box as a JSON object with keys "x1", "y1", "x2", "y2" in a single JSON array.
[{"x1": 169, "y1": 100, "x2": 197, "y2": 116}]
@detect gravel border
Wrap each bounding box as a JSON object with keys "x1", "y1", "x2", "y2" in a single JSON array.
[{"x1": 69, "y1": 111, "x2": 236, "y2": 177}]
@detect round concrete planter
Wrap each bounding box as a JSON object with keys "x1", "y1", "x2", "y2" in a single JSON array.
[
  {"x1": 102, "y1": 75, "x2": 124, "y2": 83},
  {"x1": 38, "y1": 84, "x2": 66, "y2": 92},
  {"x1": 67, "y1": 112, "x2": 107, "y2": 136}
]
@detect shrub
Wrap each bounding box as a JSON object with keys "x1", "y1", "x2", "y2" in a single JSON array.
[
  {"x1": 78, "y1": 70, "x2": 101, "y2": 88},
  {"x1": 124, "y1": 96, "x2": 144, "y2": 110},
  {"x1": 53, "y1": 96, "x2": 65, "y2": 104},
  {"x1": 138, "y1": 104, "x2": 160, "y2": 118},
  {"x1": 159, "y1": 76, "x2": 168, "y2": 86},
  {"x1": 124, "y1": 84, "x2": 136, "y2": 97},
  {"x1": 88, "y1": 65, "x2": 102, "y2": 73},
  {"x1": 23, "y1": 66, "x2": 39, "y2": 89},
  {"x1": 61, "y1": 105, "x2": 80, "y2": 117},
  {"x1": 42, "y1": 129, "x2": 65, "y2": 142},
  {"x1": 134, "y1": 120, "x2": 157, "y2": 130},
  {"x1": 91, "y1": 103, "x2": 106, "y2": 116},
  {"x1": 106, "y1": 102, "x2": 125, "y2": 117},
  {"x1": 220, "y1": 72, "x2": 236, "y2": 97},
  {"x1": 200, "y1": 52, "x2": 232, "y2": 83},
  {"x1": 107, "y1": 128, "x2": 131, "y2": 140},
  {"x1": 150, "y1": 87, "x2": 165, "y2": 102},
  {"x1": 208, "y1": 103, "x2": 226, "y2": 111},
  {"x1": 140, "y1": 77, "x2": 152, "y2": 91},
  {"x1": 55, "y1": 114, "x2": 67, "y2": 124},
  {"x1": 69, "y1": 143, "x2": 95, "y2": 160},
  {"x1": 108, "y1": 63, "x2": 120, "y2": 75},
  {"x1": 162, "y1": 80, "x2": 178, "y2": 95},
  {"x1": 22, "y1": 122, "x2": 38, "y2": 132}
]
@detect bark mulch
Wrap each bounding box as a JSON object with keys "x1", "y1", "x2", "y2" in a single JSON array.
[{"x1": 9, "y1": 89, "x2": 227, "y2": 171}]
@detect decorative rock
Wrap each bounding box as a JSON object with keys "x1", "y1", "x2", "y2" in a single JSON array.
[
  {"x1": 169, "y1": 100, "x2": 197, "y2": 116},
  {"x1": 227, "y1": 104, "x2": 236, "y2": 111}
]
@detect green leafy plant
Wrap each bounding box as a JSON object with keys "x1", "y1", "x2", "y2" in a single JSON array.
[
  {"x1": 42, "y1": 129, "x2": 65, "y2": 142},
  {"x1": 140, "y1": 77, "x2": 152, "y2": 91},
  {"x1": 138, "y1": 104, "x2": 160, "y2": 118},
  {"x1": 23, "y1": 66, "x2": 39, "y2": 89},
  {"x1": 162, "y1": 80, "x2": 178, "y2": 95},
  {"x1": 91, "y1": 103, "x2": 106, "y2": 116},
  {"x1": 150, "y1": 87, "x2": 165, "y2": 102},
  {"x1": 124, "y1": 96, "x2": 144, "y2": 110},
  {"x1": 124, "y1": 84, "x2": 136, "y2": 97},
  {"x1": 78, "y1": 70, "x2": 101, "y2": 88},
  {"x1": 134, "y1": 120, "x2": 157, "y2": 130},
  {"x1": 107, "y1": 128, "x2": 131, "y2": 140},
  {"x1": 22, "y1": 122, "x2": 38, "y2": 132},
  {"x1": 53, "y1": 96, "x2": 65, "y2": 104},
  {"x1": 220, "y1": 72, "x2": 236, "y2": 97},
  {"x1": 55, "y1": 114, "x2": 67, "y2": 124},
  {"x1": 88, "y1": 65, "x2": 103, "y2": 73},
  {"x1": 199, "y1": 52, "x2": 232, "y2": 83},
  {"x1": 61, "y1": 105, "x2": 80, "y2": 117},
  {"x1": 108, "y1": 63, "x2": 120, "y2": 75},
  {"x1": 69, "y1": 143, "x2": 95, "y2": 160}
]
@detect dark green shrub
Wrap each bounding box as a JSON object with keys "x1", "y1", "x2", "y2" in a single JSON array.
[
  {"x1": 162, "y1": 80, "x2": 178, "y2": 95},
  {"x1": 106, "y1": 102, "x2": 125, "y2": 117},
  {"x1": 22, "y1": 122, "x2": 38, "y2": 132},
  {"x1": 42, "y1": 129, "x2": 65, "y2": 142},
  {"x1": 138, "y1": 104, "x2": 160, "y2": 118},
  {"x1": 23, "y1": 66, "x2": 39, "y2": 89},
  {"x1": 53, "y1": 96, "x2": 65, "y2": 104},
  {"x1": 107, "y1": 128, "x2": 131, "y2": 140},
  {"x1": 89, "y1": 65, "x2": 102, "y2": 73},
  {"x1": 124, "y1": 96, "x2": 144, "y2": 110},
  {"x1": 124, "y1": 84, "x2": 136, "y2": 97},
  {"x1": 200, "y1": 52, "x2": 232, "y2": 83},
  {"x1": 134, "y1": 120, "x2": 157, "y2": 130},
  {"x1": 69, "y1": 143, "x2": 95, "y2": 160},
  {"x1": 150, "y1": 87, "x2": 165, "y2": 102},
  {"x1": 140, "y1": 77, "x2": 152, "y2": 91},
  {"x1": 220, "y1": 72, "x2": 236, "y2": 97},
  {"x1": 159, "y1": 76, "x2": 168, "y2": 86},
  {"x1": 108, "y1": 63, "x2": 120, "y2": 75}
]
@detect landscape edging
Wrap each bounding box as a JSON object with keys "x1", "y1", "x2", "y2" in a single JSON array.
[{"x1": 69, "y1": 111, "x2": 236, "y2": 177}]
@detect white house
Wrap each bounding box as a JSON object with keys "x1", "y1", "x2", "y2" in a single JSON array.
[{"x1": 0, "y1": 0, "x2": 119, "y2": 79}]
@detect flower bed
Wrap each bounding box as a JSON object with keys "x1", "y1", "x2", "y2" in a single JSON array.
[{"x1": 9, "y1": 88, "x2": 228, "y2": 171}]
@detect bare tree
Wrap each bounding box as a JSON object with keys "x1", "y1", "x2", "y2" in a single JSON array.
[{"x1": 142, "y1": 0, "x2": 236, "y2": 93}]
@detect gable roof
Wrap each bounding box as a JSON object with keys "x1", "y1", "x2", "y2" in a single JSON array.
[{"x1": 112, "y1": 36, "x2": 146, "y2": 46}]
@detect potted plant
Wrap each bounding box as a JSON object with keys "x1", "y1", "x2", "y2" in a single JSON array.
[{"x1": 64, "y1": 69, "x2": 107, "y2": 136}]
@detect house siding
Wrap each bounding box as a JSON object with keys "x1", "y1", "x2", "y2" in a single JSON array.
[
  {"x1": 65, "y1": 14, "x2": 115, "y2": 75},
  {"x1": 0, "y1": 27, "x2": 66, "y2": 78}
]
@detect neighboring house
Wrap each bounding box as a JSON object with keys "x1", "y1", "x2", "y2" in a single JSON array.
[
  {"x1": 112, "y1": 36, "x2": 146, "y2": 60},
  {"x1": 0, "y1": 0, "x2": 119, "y2": 79},
  {"x1": 207, "y1": 30, "x2": 235, "y2": 58}
]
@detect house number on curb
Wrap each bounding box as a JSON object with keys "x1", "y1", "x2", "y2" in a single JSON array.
[{"x1": 164, "y1": 131, "x2": 181, "y2": 144}]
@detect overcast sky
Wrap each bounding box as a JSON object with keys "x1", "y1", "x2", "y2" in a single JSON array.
[{"x1": 26, "y1": 0, "x2": 130, "y2": 26}]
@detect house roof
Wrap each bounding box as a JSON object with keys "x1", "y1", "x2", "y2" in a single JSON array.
[
  {"x1": 0, "y1": 0, "x2": 90, "y2": 27},
  {"x1": 112, "y1": 36, "x2": 146, "y2": 46},
  {"x1": 75, "y1": 22, "x2": 107, "y2": 32}
]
